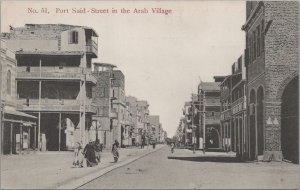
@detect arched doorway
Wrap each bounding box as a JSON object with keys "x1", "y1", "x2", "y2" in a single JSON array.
[
  {"x1": 281, "y1": 76, "x2": 299, "y2": 163},
  {"x1": 257, "y1": 86, "x2": 264, "y2": 155},
  {"x1": 206, "y1": 127, "x2": 220, "y2": 149},
  {"x1": 249, "y1": 89, "x2": 256, "y2": 160}
]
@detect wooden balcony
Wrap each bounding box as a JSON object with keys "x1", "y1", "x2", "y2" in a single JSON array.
[
  {"x1": 86, "y1": 39, "x2": 98, "y2": 58},
  {"x1": 231, "y1": 96, "x2": 246, "y2": 115},
  {"x1": 204, "y1": 98, "x2": 221, "y2": 106},
  {"x1": 17, "y1": 67, "x2": 97, "y2": 84},
  {"x1": 18, "y1": 98, "x2": 96, "y2": 113},
  {"x1": 221, "y1": 109, "x2": 231, "y2": 121},
  {"x1": 109, "y1": 108, "x2": 118, "y2": 119}
]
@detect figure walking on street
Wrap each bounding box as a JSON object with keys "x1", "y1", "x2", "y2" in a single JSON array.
[
  {"x1": 73, "y1": 141, "x2": 82, "y2": 167},
  {"x1": 152, "y1": 140, "x2": 156, "y2": 149},
  {"x1": 112, "y1": 140, "x2": 119, "y2": 163},
  {"x1": 141, "y1": 134, "x2": 145, "y2": 149},
  {"x1": 83, "y1": 141, "x2": 98, "y2": 167},
  {"x1": 171, "y1": 142, "x2": 175, "y2": 154}
]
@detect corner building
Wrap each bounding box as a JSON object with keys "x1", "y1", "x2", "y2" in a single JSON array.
[
  {"x1": 242, "y1": 1, "x2": 299, "y2": 162},
  {"x1": 2, "y1": 24, "x2": 99, "y2": 151}
]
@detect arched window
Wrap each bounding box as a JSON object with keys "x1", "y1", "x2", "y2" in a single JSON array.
[{"x1": 7, "y1": 70, "x2": 11, "y2": 95}]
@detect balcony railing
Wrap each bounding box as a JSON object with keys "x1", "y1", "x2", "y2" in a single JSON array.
[
  {"x1": 231, "y1": 96, "x2": 246, "y2": 114},
  {"x1": 204, "y1": 98, "x2": 221, "y2": 106},
  {"x1": 17, "y1": 66, "x2": 97, "y2": 84},
  {"x1": 86, "y1": 39, "x2": 98, "y2": 57},
  {"x1": 221, "y1": 109, "x2": 231, "y2": 121},
  {"x1": 18, "y1": 98, "x2": 96, "y2": 113},
  {"x1": 109, "y1": 108, "x2": 118, "y2": 119}
]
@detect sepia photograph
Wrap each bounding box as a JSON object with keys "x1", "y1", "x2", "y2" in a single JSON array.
[{"x1": 0, "y1": 0, "x2": 299, "y2": 189}]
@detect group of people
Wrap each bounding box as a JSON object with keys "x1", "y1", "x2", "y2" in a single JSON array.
[{"x1": 73, "y1": 140, "x2": 120, "y2": 168}]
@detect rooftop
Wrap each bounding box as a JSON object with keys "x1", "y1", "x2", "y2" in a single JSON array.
[{"x1": 199, "y1": 82, "x2": 221, "y2": 91}]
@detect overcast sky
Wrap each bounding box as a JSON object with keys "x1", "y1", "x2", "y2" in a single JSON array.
[{"x1": 1, "y1": 1, "x2": 246, "y2": 137}]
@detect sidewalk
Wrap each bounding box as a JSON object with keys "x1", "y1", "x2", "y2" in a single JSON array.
[{"x1": 1, "y1": 144, "x2": 164, "y2": 189}]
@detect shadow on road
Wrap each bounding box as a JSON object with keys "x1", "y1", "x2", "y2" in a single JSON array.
[{"x1": 167, "y1": 156, "x2": 246, "y2": 163}]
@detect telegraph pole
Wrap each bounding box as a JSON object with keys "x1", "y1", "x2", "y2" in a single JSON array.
[{"x1": 191, "y1": 93, "x2": 195, "y2": 154}]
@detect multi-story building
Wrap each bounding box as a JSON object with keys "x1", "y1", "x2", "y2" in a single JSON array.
[
  {"x1": 126, "y1": 96, "x2": 143, "y2": 146},
  {"x1": 198, "y1": 77, "x2": 225, "y2": 150},
  {"x1": 2, "y1": 24, "x2": 98, "y2": 151},
  {"x1": 148, "y1": 115, "x2": 160, "y2": 143},
  {"x1": 123, "y1": 104, "x2": 133, "y2": 147},
  {"x1": 93, "y1": 66, "x2": 126, "y2": 147},
  {"x1": 220, "y1": 75, "x2": 232, "y2": 152},
  {"x1": 242, "y1": 1, "x2": 298, "y2": 162},
  {"x1": 110, "y1": 70, "x2": 126, "y2": 147},
  {"x1": 220, "y1": 55, "x2": 247, "y2": 159},
  {"x1": 136, "y1": 100, "x2": 150, "y2": 144},
  {"x1": 230, "y1": 56, "x2": 247, "y2": 159},
  {"x1": 1, "y1": 40, "x2": 37, "y2": 155},
  {"x1": 182, "y1": 101, "x2": 192, "y2": 146},
  {"x1": 92, "y1": 63, "x2": 117, "y2": 148}
]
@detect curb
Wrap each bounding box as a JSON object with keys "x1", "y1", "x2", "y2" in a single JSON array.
[{"x1": 56, "y1": 145, "x2": 165, "y2": 189}]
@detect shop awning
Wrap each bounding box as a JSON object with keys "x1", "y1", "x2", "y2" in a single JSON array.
[{"x1": 4, "y1": 108, "x2": 37, "y2": 119}]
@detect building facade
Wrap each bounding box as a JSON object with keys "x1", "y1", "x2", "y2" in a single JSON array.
[
  {"x1": 2, "y1": 24, "x2": 98, "y2": 151},
  {"x1": 1, "y1": 39, "x2": 37, "y2": 155},
  {"x1": 198, "y1": 77, "x2": 224, "y2": 150},
  {"x1": 242, "y1": 1, "x2": 299, "y2": 162},
  {"x1": 220, "y1": 55, "x2": 247, "y2": 159},
  {"x1": 92, "y1": 63, "x2": 117, "y2": 148},
  {"x1": 126, "y1": 96, "x2": 144, "y2": 146}
]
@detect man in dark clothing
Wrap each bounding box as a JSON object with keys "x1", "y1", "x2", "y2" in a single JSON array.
[{"x1": 83, "y1": 142, "x2": 98, "y2": 167}]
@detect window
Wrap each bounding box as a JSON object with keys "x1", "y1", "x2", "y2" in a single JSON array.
[
  {"x1": 253, "y1": 31, "x2": 256, "y2": 60},
  {"x1": 7, "y1": 70, "x2": 11, "y2": 95},
  {"x1": 261, "y1": 20, "x2": 265, "y2": 51},
  {"x1": 249, "y1": 36, "x2": 252, "y2": 63},
  {"x1": 257, "y1": 25, "x2": 261, "y2": 57},
  {"x1": 69, "y1": 31, "x2": 78, "y2": 44}
]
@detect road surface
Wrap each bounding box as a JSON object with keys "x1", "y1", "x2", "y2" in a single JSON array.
[{"x1": 79, "y1": 146, "x2": 298, "y2": 189}]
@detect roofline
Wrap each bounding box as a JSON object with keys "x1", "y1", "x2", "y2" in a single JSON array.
[{"x1": 93, "y1": 62, "x2": 116, "y2": 68}]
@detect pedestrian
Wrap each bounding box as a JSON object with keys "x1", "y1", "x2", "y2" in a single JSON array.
[
  {"x1": 94, "y1": 139, "x2": 102, "y2": 163},
  {"x1": 112, "y1": 140, "x2": 119, "y2": 163},
  {"x1": 73, "y1": 141, "x2": 82, "y2": 167},
  {"x1": 141, "y1": 135, "x2": 145, "y2": 149},
  {"x1": 83, "y1": 141, "x2": 98, "y2": 167},
  {"x1": 171, "y1": 142, "x2": 175, "y2": 154},
  {"x1": 152, "y1": 140, "x2": 156, "y2": 149}
]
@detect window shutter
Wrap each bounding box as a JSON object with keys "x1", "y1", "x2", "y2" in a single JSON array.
[
  {"x1": 244, "y1": 48, "x2": 249, "y2": 67},
  {"x1": 75, "y1": 31, "x2": 78, "y2": 44},
  {"x1": 68, "y1": 31, "x2": 71, "y2": 43}
]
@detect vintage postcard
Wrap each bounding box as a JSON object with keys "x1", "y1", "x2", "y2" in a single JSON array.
[{"x1": 0, "y1": 1, "x2": 299, "y2": 189}]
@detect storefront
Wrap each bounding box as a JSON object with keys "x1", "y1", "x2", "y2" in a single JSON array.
[{"x1": 1, "y1": 108, "x2": 37, "y2": 154}]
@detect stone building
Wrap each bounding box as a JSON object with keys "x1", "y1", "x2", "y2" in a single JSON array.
[
  {"x1": 198, "y1": 77, "x2": 225, "y2": 150},
  {"x1": 2, "y1": 24, "x2": 98, "y2": 151},
  {"x1": 92, "y1": 63, "x2": 125, "y2": 147},
  {"x1": 1, "y1": 39, "x2": 37, "y2": 154},
  {"x1": 92, "y1": 63, "x2": 117, "y2": 148},
  {"x1": 242, "y1": 1, "x2": 299, "y2": 163}
]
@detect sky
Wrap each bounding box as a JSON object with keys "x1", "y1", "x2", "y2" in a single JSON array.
[{"x1": 1, "y1": 1, "x2": 246, "y2": 137}]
